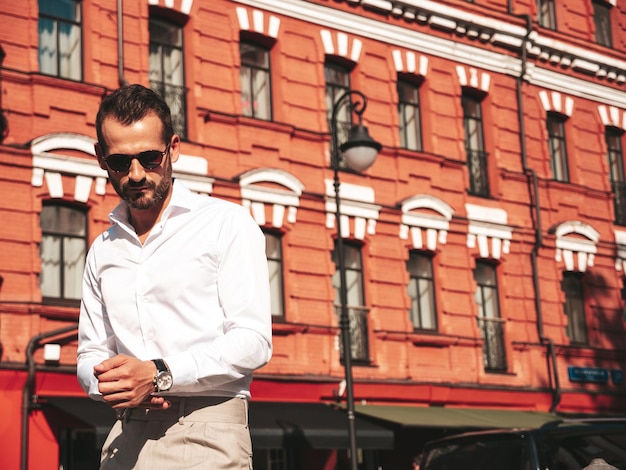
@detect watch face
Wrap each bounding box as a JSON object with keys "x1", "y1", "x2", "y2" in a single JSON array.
[{"x1": 156, "y1": 371, "x2": 173, "y2": 391}]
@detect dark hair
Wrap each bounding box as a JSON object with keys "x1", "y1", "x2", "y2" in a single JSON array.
[{"x1": 95, "y1": 84, "x2": 174, "y2": 154}]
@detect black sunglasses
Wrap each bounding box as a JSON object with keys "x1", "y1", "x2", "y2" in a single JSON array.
[{"x1": 104, "y1": 143, "x2": 170, "y2": 173}]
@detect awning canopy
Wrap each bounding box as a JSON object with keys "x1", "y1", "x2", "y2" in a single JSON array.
[
  {"x1": 250, "y1": 402, "x2": 394, "y2": 449},
  {"x1": 45, "y1": 398, "x2": 394, "y2": 450},
  {"x1": 355, "y1": 405, "x2": 559, "y2": 430}
]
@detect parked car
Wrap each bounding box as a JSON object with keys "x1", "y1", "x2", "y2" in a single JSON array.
[{"x1": 419, "y1": 419, "x2": 626, "y2": 470}]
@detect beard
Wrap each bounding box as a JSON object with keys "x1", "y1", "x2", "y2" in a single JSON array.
[{"x1": 111, "y1": 162, "x2": 173, "y2": 211}]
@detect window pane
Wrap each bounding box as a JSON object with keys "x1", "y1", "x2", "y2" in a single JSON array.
[
  {"x1": 548, "y1": 115, "x2": 569, "y2": 182},
  {"x1": 265, "y1": 233, "x2": 284, "y2": 318},
  {"x1": 562, "y1": 273, "x2": 587, "y2": 343},
  {"x1": 64, "y1": 237, "x2": 86, "y2": 299},
  {"x1": 398, "y1": 80, "x2": 422, "y2": 151},
  {"x1": 58, "y1": 22, "x2": 81, "y2": 80},
  {"x1": 332, "y1": 242, "x2": 364, "y2": 307},
  {"x1": 252, "y1": 68, "x2": 271, "y2": 120},
  {"x1": 240, "y1": 67, "x2": 253, "y2": 116},
  {"x1": 40, "y1": 0, "x2": 81, "y2": 21},
  {"x1": 39, "y1": 19, "x2": 58, "y2": 76},
  {"x1": 240, "y1": 43, "x2": 271, "y2": 120},
  {"x1": 594, "y1": 2, "x2": 612, "y2": 47},
  {"x1": 38, "y1": 0, "x2": 82, "y2": 80},
  {"x1": 40, "y1": 205, "x2": 87, "y2": 302},
  {"x1": 40, "y1": 235, "x2": 61, "y2": 297},
  {"x1": 538, "y1": 0, "x2": 556, "y2": 29},
  {"x1": 149, "y1": 18, "x2": 186, "y2": 138},
  {"x1": 474, "y1": 261, "x2": 506, "y2": 370},
  {"x1": 606, "y1": 128, "x2": 624, "y2": 182},
  {"x1": 407, "y1": 252, "x2": 436, "y2": 330}
]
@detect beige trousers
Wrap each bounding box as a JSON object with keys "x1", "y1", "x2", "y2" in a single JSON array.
[{"x1": 100, "y1": 397, "x2": 252, "y2": 470}]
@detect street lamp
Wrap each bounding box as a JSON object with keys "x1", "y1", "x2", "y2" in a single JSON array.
[{"x1": 330, "y1": 90, "x2": 381, "y2": 470}]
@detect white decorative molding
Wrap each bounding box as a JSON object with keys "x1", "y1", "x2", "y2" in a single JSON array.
[
  {"x1": 392, "y1": 50, "x2": 428, "y2": 76},
  {"x1": 231, "y1": 0, "x2": 626, "y2": 107},
  {"x1": 324, "y1": 179, "x2": 380, "y2": 239},
  {"x1": 31, "y1": 133, "x2": 107, "y2": 200},
  {"x1": 240, "y1": 168, "x2": 304, "y2": 228},
  {"x1": 614, "y1": 230, "x2": 626, "y2": 272},
  {"x1": 465, "y1": 204, "x2": 513, "y2": 260},
  {"x1": 320, "y1": 30, "x2": 362, "y2": 62},
  {"x1": 236, "y1": 6, "x2": 281, "y2": 37},
  {"x1": 598, "y1": 105, "x2": 626, "y2": 130},
  {"x1": 148, "y1": 0, "x2": 193, "y2": 15},
  {"x1": 456, "y1": 66, "x2": 490, "y2": 93},
  {"x1": 31, "y1": 132, "x2": 214, "y2": 199},
  {"x1": 539, "y1": 90, "x2": 575, "y2": 116},
  {"x1": 553, "y1": 221, "x2": 599, "y2": 272},
  {"x1": 399, "y1": 195, "x2": 453, "y2": 251}
]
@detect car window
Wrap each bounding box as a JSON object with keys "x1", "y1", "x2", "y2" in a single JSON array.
[
  {"x1": 421, "y1": 435, "x2": 530, "y2": 470},
  {"x1": 537, "y1": 430, "x2": 626, "y2": 470}
]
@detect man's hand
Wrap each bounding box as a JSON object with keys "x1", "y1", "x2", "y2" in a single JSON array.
[{"x1": 94, "y1": 354, "x2": 171, "y2": 410}]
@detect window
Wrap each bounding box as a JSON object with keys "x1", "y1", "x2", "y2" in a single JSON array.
[
  {"x1": 40, "y1": 204, "x2": 87, "y2": 304},
  {"x1": 593, "y1": 1, "x2": 612, "y2": 47},
  {"x1": 537, "y1": 0, "x2": 556, "y2": 29},
  {"x1": 325, "y1": 62, "x2": 352, "y2": 169},
  {"x1": 38, "y1": 0, "x2": 82, "y2": 80},
  {"x1": 332, "y1": 240, "x2": 369, "y2": 362},
  {"x1": 149, "y1": 18, "x2": 187, "y2": 139},
  {"x1": 240, "y1": 42, "x2": 272, "y2": 121},
  {"x1": 547, "y1": 113, "x2": 569, "y2": 182},
  {"x1": 473, "y1": 261, "x2": 506, "y2": 371},
  {"x1": 606, "y1": 127, "x2": 626, "y2": 225},
  {"x1": 406, "y1": 251, "x2": 437, "y2": 330},
  {"x1": 264, "y1": 232, "x2": 284, "y2": 319},
  {"x1": 397, "y1": 79, "x2": 423, "y2": 151},
  {"x1": 463, "y1": 94, "x2": 489, "y2": 197},
  {"x1": 562, "y1": 272, "x2": 587, "y2": 344}
]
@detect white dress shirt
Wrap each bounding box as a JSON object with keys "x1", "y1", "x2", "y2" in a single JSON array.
[{"x1": 77, "y1": 180, "x2": 272, "y2": 399}]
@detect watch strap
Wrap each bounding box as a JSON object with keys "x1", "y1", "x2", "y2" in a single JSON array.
[{"x1": 152, "y1": 358, "x2": 168, "y2": 373}]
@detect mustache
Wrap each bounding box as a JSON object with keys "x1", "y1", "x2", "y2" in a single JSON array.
[{"x1": 124, "y1": 179, "x2": 153, "y2": 189}]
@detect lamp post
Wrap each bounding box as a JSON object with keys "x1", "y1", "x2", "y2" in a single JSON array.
[{"x1": 330, "y1": 90, "x2": 381, "y2": 470}]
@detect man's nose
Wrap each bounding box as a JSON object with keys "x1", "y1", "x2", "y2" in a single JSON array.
[{"x1": 127, "y1": 158, "x2": 146, "y2": 181}]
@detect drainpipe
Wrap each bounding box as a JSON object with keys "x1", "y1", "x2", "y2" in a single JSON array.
[
  {"x1": 117, "y1": 0, "x2": 128, "y2": 87},
  {"x1": 21, "y1": 324, "x2": 78, "y2": 470},
  {"x1": 515, "y1": 14, "x2": 562, "y2": 413}
]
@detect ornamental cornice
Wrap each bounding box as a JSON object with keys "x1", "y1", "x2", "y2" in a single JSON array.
[{"x1": 233, "y1": 0, "x2": 626, "y2": 104}]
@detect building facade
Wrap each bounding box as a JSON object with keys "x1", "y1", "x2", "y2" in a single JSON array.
[{"x1": 1, "y1": 0, "x2": 626, "y2": 468}]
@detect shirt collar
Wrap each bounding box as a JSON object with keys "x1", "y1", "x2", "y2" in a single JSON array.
[{"x1": 109, "y1": 179, "x2": 194, "y2": 229}]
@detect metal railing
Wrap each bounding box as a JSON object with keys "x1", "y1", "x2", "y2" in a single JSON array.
[
  {"x1": 336, "y1": 305, "x2": 370, "y2": 363},
  {"x1": 467, "y1": 148, "x2": 490, "y2": 197},
  {"x1": 150, "y1": 81, "x2": 187, "y2": 140},
  {"x1": 478, "y1": 316, "x2": 507, "y2": 371}
]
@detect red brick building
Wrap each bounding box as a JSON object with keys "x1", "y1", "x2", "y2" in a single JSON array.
[{"x1": 1, "y1": 0, "x2": 626, "y2": 468}]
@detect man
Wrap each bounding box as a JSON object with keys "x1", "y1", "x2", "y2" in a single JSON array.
[{"x1": 77, "y1": 84, "x2": 272, "y2": 469}]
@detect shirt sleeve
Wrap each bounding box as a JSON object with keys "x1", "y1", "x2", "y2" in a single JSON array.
[
  {"x1": 165, "y1": 205, "x2": 273, "y2": 391},
  {"x1": 76, "y1": 242, "x2": 115, "y2": 400}
]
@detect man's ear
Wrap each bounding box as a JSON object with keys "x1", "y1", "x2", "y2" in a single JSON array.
[
  {"x1": 95, "y1": 142, "x2": 107, "y2": 170},
  {"x1": 169, "y1": 135, "x2": 181, "y2": 164}
]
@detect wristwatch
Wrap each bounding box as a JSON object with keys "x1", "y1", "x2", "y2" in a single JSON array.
[{"x1": 151, "y1": 358, "x2": 173, "y2": 393}]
